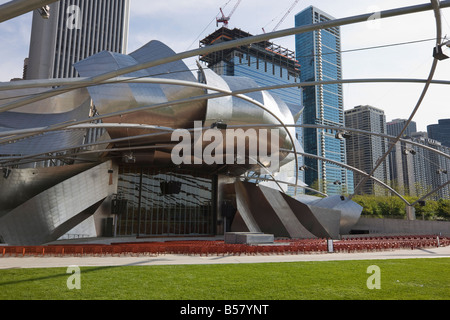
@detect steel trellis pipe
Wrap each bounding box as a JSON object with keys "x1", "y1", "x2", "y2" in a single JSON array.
[
  {"x1": 0, "y1": 0, "x2": 59, "y2": 23},
  {"x1": 350, "y1": 0, "x2": 443, "y2": 199},
  {"x1": 4, "y1": 77, "x2": 450, "y2": 152},
  {"x1": 0, "y1": 77, "x2": 302, "y2": 194},
  {"x1": 2, "y1": 121, "x2": 447, "y2": 204},
  {"x1": 279, "y1": 148, "x2": 411, "y2": 206},
  {"x1": 2, "y1": 1, "x2": 450, "y2": 113}
]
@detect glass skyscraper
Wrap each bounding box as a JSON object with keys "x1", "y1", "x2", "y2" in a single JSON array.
[{"x1": 295, "y1": 6, "x2": 353, "y2": 195}]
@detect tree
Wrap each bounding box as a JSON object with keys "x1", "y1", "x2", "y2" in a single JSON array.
[
  {"x1": 377, "y1": 195, "x2": 405, "y2": 217},
  {"x1": 436, "y1": 199, "x2": 450, "y2": 220}
]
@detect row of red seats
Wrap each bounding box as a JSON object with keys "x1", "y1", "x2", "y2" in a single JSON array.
[
  {"x1": 333, "y1": 236, "x2": 448, "y2": 253},
  {"x1": 1, "y1": 236, "x2": 448, "y2": 257}
]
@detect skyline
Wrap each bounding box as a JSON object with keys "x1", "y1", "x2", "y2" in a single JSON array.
[{"x1": 0, "y1": 0, "x2": 450, "y2": 132}]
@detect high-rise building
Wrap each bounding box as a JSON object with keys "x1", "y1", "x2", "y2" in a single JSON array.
[
  {"x1": 428, "y1": 119, "x2": 450, "y2": 148},
  {"x1": 386, "y1": 118, "x2": 417, "y2": 138},
  {"x1": 410, "y1": 133, "x2": 450, "y2": 200},
  {"x1": 25, "y1": 0, "x2": 130, "y2": 79},
  {"x1": 199, "y1": 27, "x2": 304, "y2": 195},
  {"x1": 345, "y1": 105, "x2": 390, "y2": 195},
  {"x1": 386, "y1": 127, "x2": 449, "y2": 199},
  {"x1": 386, "y1": 119, "x2": 418, "y2": 195},
  {"x1": 389, "y1": 140, "x2": 416, "y2": 196},
  {"x1": 295, "y1": 6, "x2": 353, "y2": 195}
]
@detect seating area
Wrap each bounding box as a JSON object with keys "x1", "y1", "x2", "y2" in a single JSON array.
[
  {"x1": 1, "y1": 235, "x2": 448, "y2": 258},
  {"x1": 334, "y1": 235, "x2": 449, "y2": 253}
]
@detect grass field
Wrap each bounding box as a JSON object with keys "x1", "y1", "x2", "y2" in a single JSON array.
[{"x1": 0, "y1": 258, "x2": 449, "y2": 300}]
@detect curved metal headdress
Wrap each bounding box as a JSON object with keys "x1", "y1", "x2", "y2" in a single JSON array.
[{"x1": 73, "y1": 40, "x2": 300, "y2": 172}]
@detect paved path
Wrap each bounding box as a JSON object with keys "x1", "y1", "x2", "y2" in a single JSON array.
[{"x1": 0, "y1": 246, "x2": 449, "y2": 269}]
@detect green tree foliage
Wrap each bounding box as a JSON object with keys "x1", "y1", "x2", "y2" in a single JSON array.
[
  {"x1": 352, "y1": 195, "x2": 450, "y2": 220},
  {"x1": 436, "y1": 199, "x2": 450, "y2": 220}
]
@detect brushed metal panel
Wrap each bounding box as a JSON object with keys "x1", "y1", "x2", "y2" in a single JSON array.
[
  {"x1": 233, "y1": 181, "x2": 288, "y2": 238},
  {"x1": 0, "y1": 87, "x2": 91, "y2": 114},
  {"x1": 283, "y1": 194, "x2": 337, "y2": 238},
  {"x1": 74, "y1": 41, "x2": 207, "y2": 146},
  {"x1": 259, "y1": 184, "x2": 315, "y2": 238},
  {"x1": 306, "y1": 206, "x2": 341, "y2": 239},
  {"x1": 288, "y1": 194, "x2": 362, "y2": 238},
  {"x1": 0, "y1": 161, "x2": 116, "y2": 245},
  {"x1": 200, "y1": 67, "x2": 298, "y2": 173},
  {"x1": 0, "y1": 99, "x2": 91, "y2": 156},
  {"x1": 74, "y1": 51, "x2": 166, "y2": 115},
  {"x1": 233, "y1": 180, "x2": 261, "y2": 233},
  {"x1": 0, "y1": 163, "x2": 96, "y2": 217},
  {"x1": 201, "y1": 67, "x2": 233, "y2": 128},
  {"x1": 310, "y1": 195, "x2": 363, "y2": 234},
  {"x1": 130, "y1": 40, "x2": 205, "y2": 103}
]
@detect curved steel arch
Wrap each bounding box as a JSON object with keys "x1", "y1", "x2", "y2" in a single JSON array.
[
  {"x1": 0, "y1": 0, "x2": 58, "y2": 23},
  {"x1": 4, "y1": 76, "x2": 450, "y2": 105},
  {"x1": 294, "y1": 123, "x2": 450, "y2": 161},
  {"x1": 2, "y1": 120, "x2": 447, "y2": 205},
  {"x1": 242, "y1": 175, "x2": 328, "y2": 197},
  {"x1": 0, "y1": 77, "x2": 302, "y2": 195},
  {"x1": 3, "y1": 76, "x2": 450, "y2": 93},
  {"x1": 1, "y1": 113, "x2": 448, "y2": 201},
  {"x1": 0, "y1": 2, "x2": 447, "y2": 201},
  {"x1": 5, "y1": 76, "x2": 450, "y2": 145},
  {"x1": 278, "y1": 148, "x2": 411, "y2": 206},
  {"x1": 1, "y1": 1, "x2": 449, "y2": 113},
  {"x1": 252, "y1": 123, "x2": 450, "y2": 203},
  {"x1": 4, "y1": 74, "x2": 450, "y2": 191},
  {"x1": 351, "y1": 0, "x2": 444, "y2": 198},
  {"x1": 0, "y1": 119, "x2": 406, "y2": 197},
  {"x1": 2, "y1": 119, "x2": 448, "y2": 178},
  {"x1": 33, "y1": 121, "x2": 450, "y2": 201}
]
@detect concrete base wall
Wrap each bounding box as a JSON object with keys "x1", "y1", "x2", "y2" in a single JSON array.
[{"x1": 349, "y1": 217, "x2": 450, "y2": 237}]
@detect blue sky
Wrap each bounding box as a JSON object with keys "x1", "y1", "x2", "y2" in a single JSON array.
[{"x1": 1, "y1": 0, "x2": 450, "y2": 131}]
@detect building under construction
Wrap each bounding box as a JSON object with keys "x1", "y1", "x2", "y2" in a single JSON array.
[{"x1": 199, "y1": 27, "x2": 300, "y2": 85}]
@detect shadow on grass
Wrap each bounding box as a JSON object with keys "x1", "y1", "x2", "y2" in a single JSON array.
[{"x1": 0, "y1": 265, "x2": 118, "y2": 287}]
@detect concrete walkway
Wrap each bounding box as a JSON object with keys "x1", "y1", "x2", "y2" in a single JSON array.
[{"x1": 1, "y1": 245, "x2": 449, "y2": 269}]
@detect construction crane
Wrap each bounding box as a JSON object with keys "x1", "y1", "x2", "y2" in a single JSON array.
[
  {"x1": 216, "y1": 0, "x2": 242, "y2": 28},
  {"x1": 263, "y1": 0, "x2": 300, "y2": 33}
]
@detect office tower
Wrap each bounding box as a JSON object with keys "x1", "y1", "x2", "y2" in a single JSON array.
[
  {"x1": 386, "y1": 119, "x2": 417, "y2": 195},
  {"x1": 199, "y1": 27, "x2": 304, "y2": 195},
  {"x1": 410, "y1": 133, "x2": 450, "y2": 200},
  {"x1": 428, "y1": 119, "x2": 450, "y2": 148},
  {"x1": 345, "y1": 105, "x2": 390, "y2": 195},
  {"x1": 389, "y1": 140, "x2": 417, "y2": 196},
  {"x1": 26, "y1": 0, "x2": 130, "y2": 79},
  {"x1": 386, "y1": 118, "x2": 417, "y2": 138},
  {"x1": 295, "y1": 6, "x2": 353, "y2": 195}
]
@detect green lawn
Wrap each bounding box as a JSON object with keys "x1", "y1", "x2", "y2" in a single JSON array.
[{"x1": 0, "y1": 258, "x2": 449, "y2": 300}]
